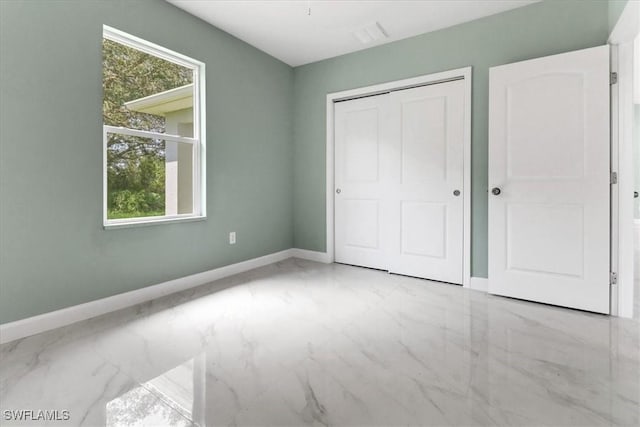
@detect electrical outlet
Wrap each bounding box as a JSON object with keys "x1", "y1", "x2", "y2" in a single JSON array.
[{"x1": 229, "y1": 232, "x2": 236, "y2": 245}]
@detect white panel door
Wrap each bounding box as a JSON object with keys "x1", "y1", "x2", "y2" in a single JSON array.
[
  {"x1": 387, "y1": 80, "x2": 466, "y2": 284},
  {"x1": 334, "y1": 94, "x2": 391, "y2": 270},
  {"x1": 488, "y1": 45, "x2": 610, "y2": 313},
  {"x1": 335, "y1": 79, "x2": 465, "y2": 283}
]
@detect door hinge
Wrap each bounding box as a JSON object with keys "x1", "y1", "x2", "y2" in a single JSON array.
[
  {"x1": 610, "y1": 72, "x2": 618, "y2": 85},
  {"x1": 610, "y1": 272, "x2": 618, "y2": 285},
  {"x1": 611, "y1": 171, "x2": 618, "y2": 184}
]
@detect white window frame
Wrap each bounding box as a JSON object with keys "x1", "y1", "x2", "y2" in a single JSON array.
[{"x1": 102, "y1": 25, "x2": 206, "y2": 229}]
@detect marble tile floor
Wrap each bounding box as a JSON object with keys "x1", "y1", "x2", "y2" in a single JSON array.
[{"x1": 1, "y1": 259, "x2": 639, "y2": 426}]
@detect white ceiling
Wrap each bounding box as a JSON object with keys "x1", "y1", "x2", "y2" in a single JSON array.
[{"x1": 167, "y1": 0, "x2": 539, "y2": 67}]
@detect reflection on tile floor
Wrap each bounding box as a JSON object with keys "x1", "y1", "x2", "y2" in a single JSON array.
[
  {"x1": 1, "y1": 259, "x2": 639, "y2": 426},
  {"x1": 106, "y1": 380, "x2": 192, "y2": 427}
]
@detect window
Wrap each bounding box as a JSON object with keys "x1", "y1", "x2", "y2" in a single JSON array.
[{"x1": 102, "y1": 26, "x2": 205, "y2": 228}]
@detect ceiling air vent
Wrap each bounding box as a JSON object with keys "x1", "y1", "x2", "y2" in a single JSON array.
[{"x1": 351, "y1": 22, "x2": 388, "y2": 45}]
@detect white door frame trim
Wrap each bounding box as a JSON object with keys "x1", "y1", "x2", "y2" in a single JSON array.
[
  {"x1": 326, "y1": 67, "x2": 473, "y2": 287},
  {"x1": 609, "y1": 1, "x2": 638, "y2": 318}
]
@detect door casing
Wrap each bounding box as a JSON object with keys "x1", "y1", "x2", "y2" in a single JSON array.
[{"x1": 608, "y1": 0, "x2": 639, "y2": 318}]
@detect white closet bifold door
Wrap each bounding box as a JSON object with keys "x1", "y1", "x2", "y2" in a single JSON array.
[
  {"x1": 386, "y1": 80, "x2": 465, "y2": 284},
  {"x1": 334, "y1": 79, "x2": 466, "y2": 285},
  {"x1": 334, "y1": 94, "x2": 391, "y2": 271}
]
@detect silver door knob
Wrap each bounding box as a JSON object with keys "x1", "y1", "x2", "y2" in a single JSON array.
[
  {"x1": 491, "y1": 187, "x2": 501, "y2": 196},
  {"x1": 453, "y1": 190, "x2": 461, "y2": 196},
  {"x1": 336, "y1": 188, "x2": 341, "y2": 194}
]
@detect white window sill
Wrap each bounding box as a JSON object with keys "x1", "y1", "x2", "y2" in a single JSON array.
[{"x1": 103, "y1": 215, "x2": 206, "y2": 230}]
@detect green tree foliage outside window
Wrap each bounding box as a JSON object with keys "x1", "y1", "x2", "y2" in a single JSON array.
[{"x1": 103, "y1": 38, "x2": 192, "y2": 219}]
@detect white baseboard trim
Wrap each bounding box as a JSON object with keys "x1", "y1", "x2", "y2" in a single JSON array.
[
  {"x1": 0, "y1": 249, "x2": 487, "y2": 343},
  {"x1": 290, "y1": 248, "x2": 332, "y2": 263},
  {"x1": 469, "y1": 277, "x2": 489, "y2": 292},
  {"x1": 0, "y1": 249, "x2": 296, "y2": 345}
]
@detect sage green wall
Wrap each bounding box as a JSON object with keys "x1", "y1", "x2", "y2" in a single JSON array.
[
  {"x1": 291, "y1": 0, "x2": 609, "y2": 278},
  {"x1": 609, "y1": 0, "x2": 630, "y2": 32},
  {"x1": 0, "y1": 0, "x2": 615, "y2": 324},
  {"x1": 0, "y1": 0, "x2": 293, "y2": 323}
]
